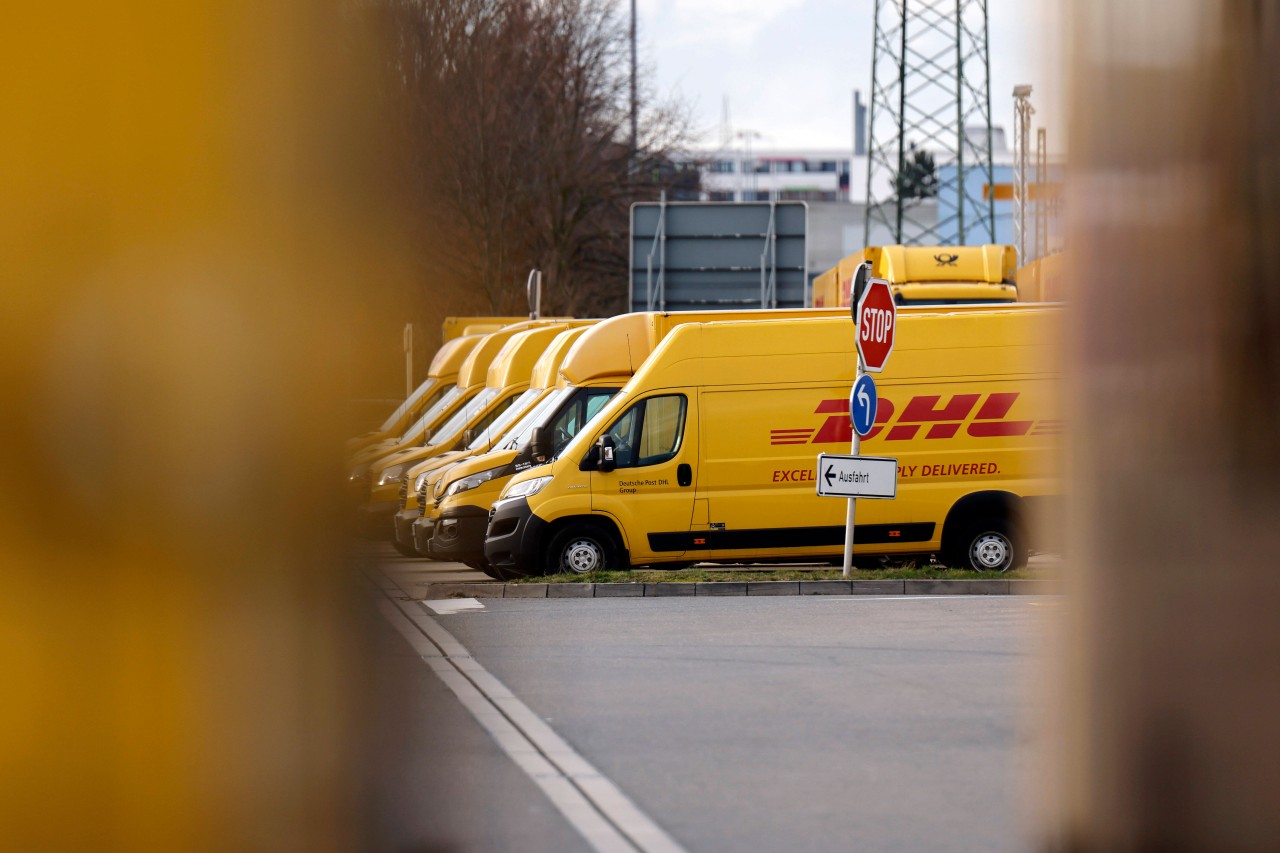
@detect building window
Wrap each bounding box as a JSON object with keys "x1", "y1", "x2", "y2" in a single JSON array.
[
  {"x1": 709, "y1": 160, "x2": 735, "y2": 174},
  {"x1": 819, "y1": 160, "x2": 838, "y2": 172},
  {"x1": 708, "y1": 191, "x2": 735, "y2": 202}
]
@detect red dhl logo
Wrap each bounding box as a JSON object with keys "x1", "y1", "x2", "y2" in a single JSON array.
[{"x1": 770, "y1": 393, "x2": 1061, "y2": 445}]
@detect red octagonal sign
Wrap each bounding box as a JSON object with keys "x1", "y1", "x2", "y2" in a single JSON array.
[{"x1": 855, "y1": 278, "x2": 896, "y2": 372}]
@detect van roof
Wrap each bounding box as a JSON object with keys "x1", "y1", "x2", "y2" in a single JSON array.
[
  {"x1": 839, "y1": 244, "x2": 1017, "y2": 288},
  {"x1": 427, "y1": 333, "x2": 483, "y2": 378},
  {"x1": 557, "y1": 308, "x2": 849, "y2": 387},
  {"x1": 530, "y1": 326, "x2": 590, "y2": 390},
  {"x1": 627, "y1": 308, "x2": 1060, "y2": 391},
  {"x1": 485, "y1": 322, "x2": 595, "y2": 389},
  {"x1": 455, "y1": 319, "x2": 585, "y2": 388}
]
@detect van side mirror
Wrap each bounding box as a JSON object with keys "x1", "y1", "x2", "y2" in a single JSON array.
[
  {"x1": 463, "y1": 428, "x2": 475, "y2": 447},
  {"x1": 530, "y1": 426, "x2": 550, "y2": 464},
  {"x1": 596, "y1": 435, "x2": 616, "y2": 473},
  {"x1": 421, "y1": 429, "x2": 432, "y2": 446}
]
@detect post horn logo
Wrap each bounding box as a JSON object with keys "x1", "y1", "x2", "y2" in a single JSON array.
[{"x1": 934, "y1": 252, "x2": 959, "y2": 266}]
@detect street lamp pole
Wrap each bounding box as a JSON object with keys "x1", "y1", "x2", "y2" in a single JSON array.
[{"x1": 630, "y1": 0, "x2": 638, "y2": 171}]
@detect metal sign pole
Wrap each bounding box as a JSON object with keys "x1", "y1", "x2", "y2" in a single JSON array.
[
  {"x1": 842, "y1": 261, "x2": 871, "y2": 579},
  {"x1": 842, "y1": 356, "x2": 862, "y2": 578}
]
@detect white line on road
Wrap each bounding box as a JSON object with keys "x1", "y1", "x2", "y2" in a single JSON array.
[
  {"x1": 810, "y1": 595, "x2": 1026, "y2": 602},
  {"x1": 424, "y1": 597, "x2": 486, "y2": 615},
  {"x1": 377, "y1": 593, "x2": 686, "y2": 853}
]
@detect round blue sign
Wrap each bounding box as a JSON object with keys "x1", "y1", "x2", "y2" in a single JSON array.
[{"x1": 851, "y1": 374, "x2": 878, "y2": 437}]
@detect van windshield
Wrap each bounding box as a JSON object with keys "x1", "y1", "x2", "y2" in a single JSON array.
[
  {"x1": 467, "y1": 388, "x2": 539, "y2": 451},
  {"x1": 498, "y1": 388, "x2": 572, "y2": 450},
  {"x1": 429, "y1": 387, "x2": 502, "y2": 448},
  {"x1": 400, "y1": 385, "x2": 463, "y2": 442},
  {"x1": 544, "y1": 388, "x2": 619, "y2": 458},
  {"x1": 380, "y1": 378, "x2": 442, "y2": 432}
]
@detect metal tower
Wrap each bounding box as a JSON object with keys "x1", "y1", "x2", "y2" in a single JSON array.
[{"x1": 864, "y1": 0, "x2": 996, "y2": 247}]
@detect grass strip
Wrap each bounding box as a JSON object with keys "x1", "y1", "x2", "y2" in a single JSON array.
[{"x1": 515, "y1": 565, "x2": 1053, "y2": 584}]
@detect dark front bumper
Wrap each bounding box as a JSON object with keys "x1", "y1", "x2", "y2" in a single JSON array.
[
  {"x1": 412, "y1": 517, "x2": 436, "y2": 555},
  {"x1": 394, "y1": 509, "x2": 420, "y2": 553},
  {"x1": 482, "y1": 497, "x2": 548, "y2": 577},
  {"x1": 428, "y1": 505, "x2": 490, "y2": 564},
  {"x1": 357, "y1": 501, "x2": 399, "y2": 540}
]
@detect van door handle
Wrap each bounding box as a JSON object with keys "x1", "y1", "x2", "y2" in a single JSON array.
[{"x1": 677, "y1": 463, "x2": 692, "y2": 487}]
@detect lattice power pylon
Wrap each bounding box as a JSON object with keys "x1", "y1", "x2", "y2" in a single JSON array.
[{"x1": 864, "y1": 0, "x2": 996, "y2": 246}]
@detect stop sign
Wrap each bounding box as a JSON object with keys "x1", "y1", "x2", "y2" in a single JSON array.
[{"x1": 855, "y1": 278, "x2": 896, "y2": 372}]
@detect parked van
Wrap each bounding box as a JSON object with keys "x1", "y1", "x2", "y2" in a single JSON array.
[
  {"x1": 391, "y1": 325, "x2": 590, "y2": 553},
  {"x1": 346, "y1": 332, "x2": 485, "y2": 455},
  {"x1": 361, "y1": 322, "x2": 592, "y2": 534},
  {"x1": 1015, "y1": 252, "x2": 1066, "y2": 302},
  {"x1": 813, "y1": 244, "x2": 1019, "y2": 307},
  {"x1": 483, "y1": 306, "x2": 1060, "y2": 576},
  {"x1": 441, "y1": 315, "x2": 553, "y2": 342},
  {"x1": 420, "y1": 308, "x2": 849, "y2": 570},
  {"x1": 348, "y1": 319, "x2": 576, "y2": 474}
]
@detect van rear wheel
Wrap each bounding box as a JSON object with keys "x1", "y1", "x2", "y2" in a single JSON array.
[
  {"x1": 950, "y1": 517, "x2": 1025, "y2": 573},
  {"x1": 546, "y1": 524, "x2": 617, "y2": 575}
]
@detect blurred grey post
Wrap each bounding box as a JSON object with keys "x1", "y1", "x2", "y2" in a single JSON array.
[
  {"x1": 403, "y1": 322, "x2": 413, "y2": 399},
  {"x1": 1045, "y1": 1, "x2": 1280, "y2": 848},
  {"x1": 1011, "y1": 84, "x2": 1033, "y2": 264}
]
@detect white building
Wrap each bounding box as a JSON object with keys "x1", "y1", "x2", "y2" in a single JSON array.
[
  {"x1": 669, "y1": 128, "x2": 1021, "y2": 275},
  {"x1": 673, "y1": 147, "x2": 869, "y2": 204}
]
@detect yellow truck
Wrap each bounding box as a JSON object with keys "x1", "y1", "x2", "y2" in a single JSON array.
[
  {"x1": 418, "y1": 307, "x2": 849, "y2": 569},
  {"x1": 361, "y1": 322, "x2": 592, "y2": 535},
  {"x1": 1015, "y1": 252, "x2": 1065, "y2": 302},
  {"x1": 483, "y1": 306, "x2": 1060, "y2": 576},
  {"x1": 813, "y1": 244, "x2": 1019, "y2": 307},
  {"x1": 345, "y1": 332, "x2": 484, "y2": 455},
  {"x1": 348, "y1": 319, "x2": 577, "y2": 474},
  {"x1": 349, "y1": 315, "x2": 560, "y2": 455},
  {"x1": 390, "y1": 325, "x2": 591, "y2": 554},
  {"x1": 440, "y1": 315, "x2": 544, "y2": 341}
]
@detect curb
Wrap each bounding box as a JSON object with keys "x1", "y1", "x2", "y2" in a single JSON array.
[{"x1": 418, "y1": 578, "x2": 1059, "y2": 600}]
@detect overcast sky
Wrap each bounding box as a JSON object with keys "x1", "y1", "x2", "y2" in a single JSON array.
[{"x1": 634, "y1": 0, "x2": 1064, "y2": 153}]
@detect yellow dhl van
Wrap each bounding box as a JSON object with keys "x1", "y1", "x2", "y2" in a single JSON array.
[
  {"x1": 813, "y1": 244, "x2": 1019, "y2": 307},
  {"x1": 1015, "y1": 252, "x2": 1065, "y2": 303},
  {"x1": 345, "y1": 333, "x2": 485, "y2": 455},
  {"x1": 361, "y1": 322, "x2": 593, "y2": 533},
  {"x1": 348, "y1": 319, "x2": 576, "y2": 473},
  {"x1": 390, "y1": 325, "x2": 590, "y2": 554},
  {"x1": 419, "y1": 307, "x2": 850, "y2": 570},
  {"x1": 483, "y1": 306, "x2": 1060, "y2": 577},
  {"x1": 437, "y1": 313, "x2": 527, "y2": 340}
]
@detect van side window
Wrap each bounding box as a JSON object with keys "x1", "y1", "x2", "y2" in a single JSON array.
[
  {"x1": 603, "y1": 394, "x2": 687, "y2": 469},
  {"x1": 549, "y1": 388, "x2": 618, "y2": 456}
]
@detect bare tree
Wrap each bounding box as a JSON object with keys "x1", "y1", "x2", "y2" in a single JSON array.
[{"x1": 376, "y1": 0, "x2": 693, "y2": 319}]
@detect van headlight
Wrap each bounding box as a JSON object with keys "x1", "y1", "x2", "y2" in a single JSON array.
[
  {"x1": 444, "y1": 466, "x2": 505, "y2": 497},
  {"x1": 413, "y1": 472, "x2": 428, "y2": 493},
  {"x1": 378, "y1": 463, "x2": 408, "y2": 486},
  {"x1": 500, "y1": 475, "x2": 552, "y2": 501}
]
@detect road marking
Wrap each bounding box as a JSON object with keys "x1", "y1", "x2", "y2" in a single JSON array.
[
  {"x1": 424, "y1": 598, "x2": 486, "y2": 615},
  {"x1": 810, "y1": 595, "x2": 1045, "y2": 602},
  {"x1": 377, "y1": 593, "x2": 686, "y2": 853}
]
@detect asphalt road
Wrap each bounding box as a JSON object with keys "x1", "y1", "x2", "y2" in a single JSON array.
[{"x1": 368, "y1": 591, "x2": 1053, "y2": 852}]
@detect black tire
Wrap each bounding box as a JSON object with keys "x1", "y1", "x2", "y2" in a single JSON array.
[
  {"x1": 947, "y1": 516, "x2": 1025, "y2": 572},
  {"x1": 545, "y1": 523, "x2": 618, "y2": 575}
]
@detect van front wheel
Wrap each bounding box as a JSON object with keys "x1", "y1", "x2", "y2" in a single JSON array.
[
  {"x1": 950, "y1": 517, "x2": 1025, "y2": 573},
  {"x1": 546, "y1": 524, "x2": 617, "y2": 575}
]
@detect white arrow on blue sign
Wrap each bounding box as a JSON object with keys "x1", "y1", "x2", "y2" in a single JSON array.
[{"x1": 850, "y1": 374, "x2": 878, "y2": 437}]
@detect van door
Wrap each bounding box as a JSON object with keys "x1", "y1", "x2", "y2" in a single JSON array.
[
  {"x1": 697, "y1": 385, "x2": 849, "y2": 561},
  {"x1": 589, "y1": 393, "x2": 698, "y2": 562}
]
